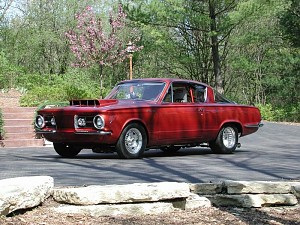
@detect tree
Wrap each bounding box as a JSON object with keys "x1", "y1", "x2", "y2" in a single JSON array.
[
  {"x1": 3, "y1": 0, "x2": 90, "y2": 75},
  {"x1": 65, "y1": 4, "x2": 142, "y2": 97},
  {"x1": 125, "y1": 0, "x2": 240, "y2": 93},
  {"x1": 280, "y1": 0, "x2": 300, "y2": 47},
  {"x1": 0, "y1": 0, "x2": 14, "y2": 23},
  {"x1": 224, "y1": 0, "x2": 299, "y2": 110}
]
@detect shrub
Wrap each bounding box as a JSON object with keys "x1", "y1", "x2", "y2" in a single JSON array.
[
  {"x1": 257, "y1": 103, "x2": 300, "y2": 122},
  {"x1": 16, "y1": 73, "x2": 49, "y2": 91},
  {"x1": 256, "y1": 103, "x2": 275, "y2": 121},
  {"x1": 19, "y1": 84, "x2": 102, "y2": 107},
  {"x1": 0, "y1": 55, "x2": 24, "y2": 89}
]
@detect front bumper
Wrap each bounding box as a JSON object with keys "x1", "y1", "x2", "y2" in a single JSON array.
[{"x1": 35, "y1": 129, "x2": 114, "y2": 144}]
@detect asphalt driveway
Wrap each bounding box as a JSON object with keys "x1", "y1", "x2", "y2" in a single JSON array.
[{"x1": 0, "y1": 122, "x2": 299, "y2": 186}]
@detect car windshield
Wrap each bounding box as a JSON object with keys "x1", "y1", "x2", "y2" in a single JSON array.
[{"x1": 108, "y1": 82, "x2": 166, "y2": 101}]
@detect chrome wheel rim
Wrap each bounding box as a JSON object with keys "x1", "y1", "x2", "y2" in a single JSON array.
[
  {"x1": 125, "y1": 128, "x2": 143, "y2": 154},
  {"x1": 222, "y1": 127, "x2": 236, "y2": 148}
]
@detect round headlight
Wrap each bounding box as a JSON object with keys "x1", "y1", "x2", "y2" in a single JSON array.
[
  {"x1": 77, "y1": 118, "x2": 86, "y2": 127},
  {"x1": 93, "y1": 115, "x2": 105, "y2": 129},
  {"x1": 35, "y1": 115, "x2": 45, "y2": 128},
  {"x1": 50, "y1": 117, "x2": 56, "y2": 126}
]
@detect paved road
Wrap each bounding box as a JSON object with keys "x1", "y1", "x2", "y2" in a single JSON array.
[{"x1": 0, "y1": 122, "x2": 299, "y2": 187}]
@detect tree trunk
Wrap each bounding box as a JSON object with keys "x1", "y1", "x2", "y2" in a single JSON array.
[
  {"x1": 99, "y1": 64, "x2": 104, "y2": 99},
  {"x1": 209, "y1": 0, "x2": 224, "y2": 94}
]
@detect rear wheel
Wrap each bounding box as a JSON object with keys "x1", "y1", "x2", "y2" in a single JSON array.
[
  {"x1": 53, "y1": 143, "x2": 82, "y2": 157},
  {"x1": 116, "y1": 123, "x2": 147, "y2": 159},
  {"x1": 209, "y1": 125, "x2": 238, "y2": 154}
]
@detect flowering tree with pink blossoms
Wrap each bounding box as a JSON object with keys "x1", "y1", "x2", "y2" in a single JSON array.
[{"x1": 65, "y1": 4, "x2": 142, "y2": 97}]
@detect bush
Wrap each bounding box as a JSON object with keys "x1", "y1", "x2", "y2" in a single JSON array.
[
  {"x1": 16, "y1": 73, "x2": 49, "y2": 91},
  {"x1": 19, "y1": 84, "x2": 102, "y2": 107},
  {"x1": 0, "y1": 52, "x2": 24, "y2": 89},
  {"x1": 257, "y1": 103, "x2": 300, "y2": 122},
  {"x1": 256, "y1": 103, "x2": 275, "y2": 121}
]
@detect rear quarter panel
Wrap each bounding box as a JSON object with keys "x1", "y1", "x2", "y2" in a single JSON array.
[{"x1": 203, "y1": 104, "x2": 262, "y2": 141}]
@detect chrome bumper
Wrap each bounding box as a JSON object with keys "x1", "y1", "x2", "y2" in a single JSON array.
[
  {"x1": 245, "y1": 121, "x2": 264, "y2": 128},
  {"x1": 36, "y1": 130, "x2": 112, "y2": 135}
]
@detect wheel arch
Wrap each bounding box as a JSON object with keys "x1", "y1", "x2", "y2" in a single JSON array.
[
  {"x1": 120, "y1": 119, "x2": 149, "y2": 145},
  {"x1": 221, "y1": 121, "x2": 243, "y2": 135}
]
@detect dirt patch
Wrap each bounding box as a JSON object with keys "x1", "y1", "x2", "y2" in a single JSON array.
[
  {"x1": 0, "y1": 89, "x2": 22, "y2": 108},
  {"x1": 1, "y1": 198, "x2": 300, "y2": 225}
]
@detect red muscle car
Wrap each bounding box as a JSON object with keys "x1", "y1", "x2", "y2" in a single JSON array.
[{"x1": 35, "y1": 78, "x2": 263, "y2": 159}]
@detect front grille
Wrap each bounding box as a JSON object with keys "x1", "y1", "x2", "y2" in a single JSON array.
[
  {"x1": 74, "y1": 115, "x2": 95, "y2": 129},
  {"x1": 44, "y1": 115, "x2": 56, "y2": 128}
]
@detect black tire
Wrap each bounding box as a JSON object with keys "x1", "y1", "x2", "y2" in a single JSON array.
[
  {"x1": 116, "y1": 123, "x2": 147, "y2": 159},
  {"x1": 209, "y1": 125, "x2": 238, "y2": 154},
  {"x1": 160, "y1": 146, "x2": 181, "y2": 153},
  {"x1": 53, "y1": 143, "x2": 82, "y2": 158}
]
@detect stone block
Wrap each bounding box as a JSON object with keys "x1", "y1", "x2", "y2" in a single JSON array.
[
  {"x1": 0, "y1": 176, "x2": 54, "y2": 216},
  {"x1": 53, "y1": 182, "x2": 190, "y2": 205},
  {"x1": 53, "y1": 202, "x2": 176, "y2": 217},
  {"x1": 224, "y1": 181, "x2": 292, "y2": 194},
  {"x1": 291, "y1": 184, "x2": 300, "y2": 198},
  {"x1": 189, "y1": 183, "x2": 223, "y2": 195},
  {"x1": 208, "y1": 194, "x2": 298, "y2": 208}
]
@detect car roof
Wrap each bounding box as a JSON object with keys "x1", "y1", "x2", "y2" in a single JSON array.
[{"x1": 118, "y1": 78, "x2": 211, "y2": 88}]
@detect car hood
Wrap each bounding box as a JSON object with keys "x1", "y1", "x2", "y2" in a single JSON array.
[
  {"x1": 69, "y1": 99, "x2": 119, "y2": 107},
  {"x1": 38, "y1": 99, "x2": 156, "y2": 115}
]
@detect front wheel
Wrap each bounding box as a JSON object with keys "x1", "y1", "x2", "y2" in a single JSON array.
[
  {"x1": 209, "y1": 125, "x2": 238, "y2": 154},
  {"x1": 53, "y1": 143, "x2": 82, "y2": 158},
  {"x1": 116, "y1": 123, "x2": 147, "y2": 159}
]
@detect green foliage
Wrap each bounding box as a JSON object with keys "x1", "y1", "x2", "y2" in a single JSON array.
[
  {"x1": 257, "y1": 103, "x2": 300, "y2": 122},
  {"x1": 0, "y1": 51, "x2": 23, "y2": 89},
  {"x1": 20, "y1": 84, "x2": 101, "y2": 107},
  {"x1": 256, "y1": 104, "x2": 275, "y2": 121},
  {"x1": 280, "y1": 0, "x2": 300, "y2": 47},
  {"x1": 18, "y1": 71, "x2": 105, "y2": 107}
]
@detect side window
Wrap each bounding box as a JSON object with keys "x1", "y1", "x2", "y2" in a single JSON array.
[
  {"x1": 214, "y1": 91, "x2": 233, "y2": 103},
  {"x1": 163, "y1": 87, "x2": 172, "y2": 102},
  {"x1": 173, "y1": 83, "x2": 192, "y2": 103},
  {"x1": 163, "y1": 83, "x2": 206, "y2": 103},
  {"x1": 194, "y1": 86, "x2": 207, "y2": 103}
]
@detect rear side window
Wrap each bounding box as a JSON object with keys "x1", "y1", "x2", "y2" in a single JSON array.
[
  {"x1": 214, "y1": 91, "x2": 234, "y2": 103},
  {"x1": 163, "y1": 82, "x2": 207, "y2": 103}
]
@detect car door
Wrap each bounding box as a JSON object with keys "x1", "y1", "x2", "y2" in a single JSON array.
[{"x1": 156, "y1": 82, "x2": 205, "y2": 145}]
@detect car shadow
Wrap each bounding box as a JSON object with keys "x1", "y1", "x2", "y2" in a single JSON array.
[
  {"x1": 39, "y1": 147, "x2": 252, "y2": 160},
  {"x1": 54, "y1": 147, "x2": 215, "y2": 160}
]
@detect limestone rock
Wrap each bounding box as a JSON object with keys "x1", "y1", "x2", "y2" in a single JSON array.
[
  {"x1": 189, "y1": 183, "x2": 223, "y2": 195},
  {"x1": 53, "y1": 202, "x2": 176, "y2": 217},
  {"x1": 53, "y1": 182, "x2": 190, "y2": 205},
  {"x1": 291, "y1": 184, "x2": 300, "y2": 197},
  {"x1": 0, "y1": 176, "x2": 54, "y2": 216},
  {"x1": 208, "y1": 194, "x2": 298, "y2": 208},
  {"x1": 185, "y1": 194, "x2": 211, "y2": 209},
  {"x1": 224, "y1": 181, "x2": 292, "y2": 194}
]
